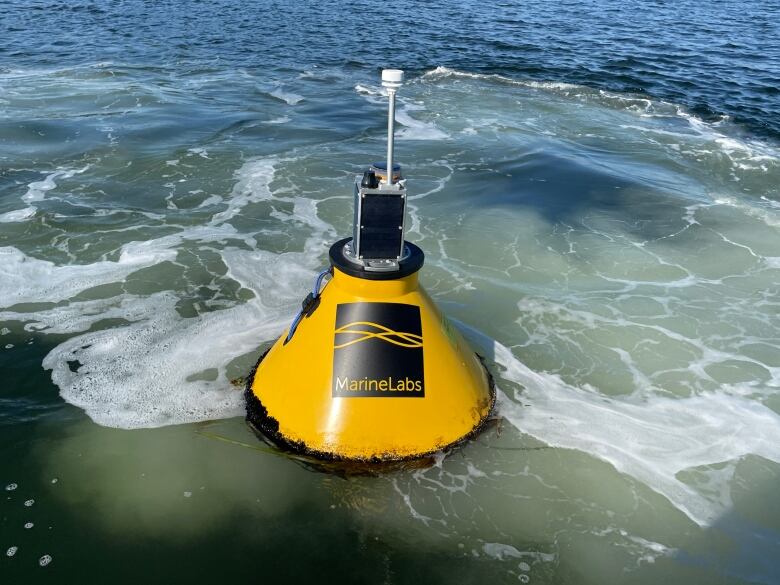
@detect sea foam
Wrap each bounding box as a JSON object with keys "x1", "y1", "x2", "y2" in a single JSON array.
[
  {"x1": 468, "y1": 328, "x2": 780, "y2": 527},
  {"x1": 36, "y1": 157, "x2": 334, "y2": 429}
]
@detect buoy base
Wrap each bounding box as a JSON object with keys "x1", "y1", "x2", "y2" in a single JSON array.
[{"x1": 245, "y1": 348, "x2": 496, "y2": 465}]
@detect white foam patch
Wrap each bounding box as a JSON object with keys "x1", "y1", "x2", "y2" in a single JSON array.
[
  {"x1": 0, "y1": 293, "x2": 172, "y2": 334},
  {"x1": 196, "y1": 195, "x2": 223, "y2": 208},
  {"x1": 0, "y1": 157, "x2": 277, "y2": 309},
  {"x1": 38, "y1": 157, "x2": 337, "y2": 429},
  {"x1": 42, "y1": 293, "x2": 285, "y2": 428},
  {"x1": 263, "y1": 116, "x2": 291, "y2": 124},
  {"x1": 0, "y1": 158, "x2": 282, "y2": 308},
  {"x1": 0, "y1": 207, "x2": 36, "y2": 223},
  {"x1": 0, "y1": 166, "x2": 89, "y2": 223},
  {"x1": 354, "y1": 83, "x2": 384, "y2": 98},
  {"x1": 187, "y1": 147, "x2": 209, "y2": 159},
  {"x1": 422, "y1": 66, "x2": 780, "y2": 173},
  {"x1": 210, "y1": 157, "x2": 277, "y2": 225},
  {"x1": 423, "y1": 66, "x2": 580, "y2": 92},
  {"x1": 714, "y1": 196, "x2": 780, "y2": 229},
  {"x1": 459, "y1": 324, "x2": 780, "y2": 527},
  {"x1": 0, "y1": 244, "x2": 177, "y2": 307},
  {"x1": 268, "y1": 86, "x2": 304, "y2": 105},
  {"x1": 0, "y1": 154, "x2": 278, "y2": 310},
  {"x1": 22, "y1": 167, "x2": 89, "y2": 204},
  {"x1": 396, "y1": 105, "x2": 449, "y2": 141},
  {"x1": 482, "y1": 542, "x2": 555, "y2": 563}
]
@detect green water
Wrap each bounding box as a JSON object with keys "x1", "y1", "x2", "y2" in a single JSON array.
[{"x1": 2, "y1": 18, "x2": 780, "y2": 583}]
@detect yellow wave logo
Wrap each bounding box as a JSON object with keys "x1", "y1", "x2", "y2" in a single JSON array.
[{"x1": 334, "y1": 321, "x2": 423, "y2": 349}]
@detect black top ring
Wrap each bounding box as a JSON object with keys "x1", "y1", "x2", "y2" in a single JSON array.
[{"x1": 329, "y1": 238, "x2": 424, "y2": 280}]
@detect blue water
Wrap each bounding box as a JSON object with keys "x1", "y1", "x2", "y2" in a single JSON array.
[
  {"x1": 2, "y1": 1, "x2": 780, "y2": 583},
  {"x1": 3, "y1": 0, "x2": 779, "y2": 138}
]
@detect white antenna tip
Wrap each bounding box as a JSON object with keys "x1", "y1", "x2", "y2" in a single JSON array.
[{"x1": 381, "y1": 69, "x2": 404, "y2": 89}]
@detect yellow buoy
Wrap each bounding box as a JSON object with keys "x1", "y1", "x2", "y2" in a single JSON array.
[{"x1": 245, "y1": 69, "x2": 495, "y2": 462}]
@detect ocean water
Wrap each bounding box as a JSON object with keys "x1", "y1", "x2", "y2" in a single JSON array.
[{"x1": 2, "y1": 1, "x2": 780, "y2": 583}]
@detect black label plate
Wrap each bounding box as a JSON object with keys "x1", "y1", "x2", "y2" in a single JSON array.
[{"x1": 332, "y1": 303, "x2": 425, "y2": 397}]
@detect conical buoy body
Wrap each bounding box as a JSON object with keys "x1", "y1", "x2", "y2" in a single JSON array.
[{"x1": 246, "y1": 243, "x2": 495, "y2": 462}]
